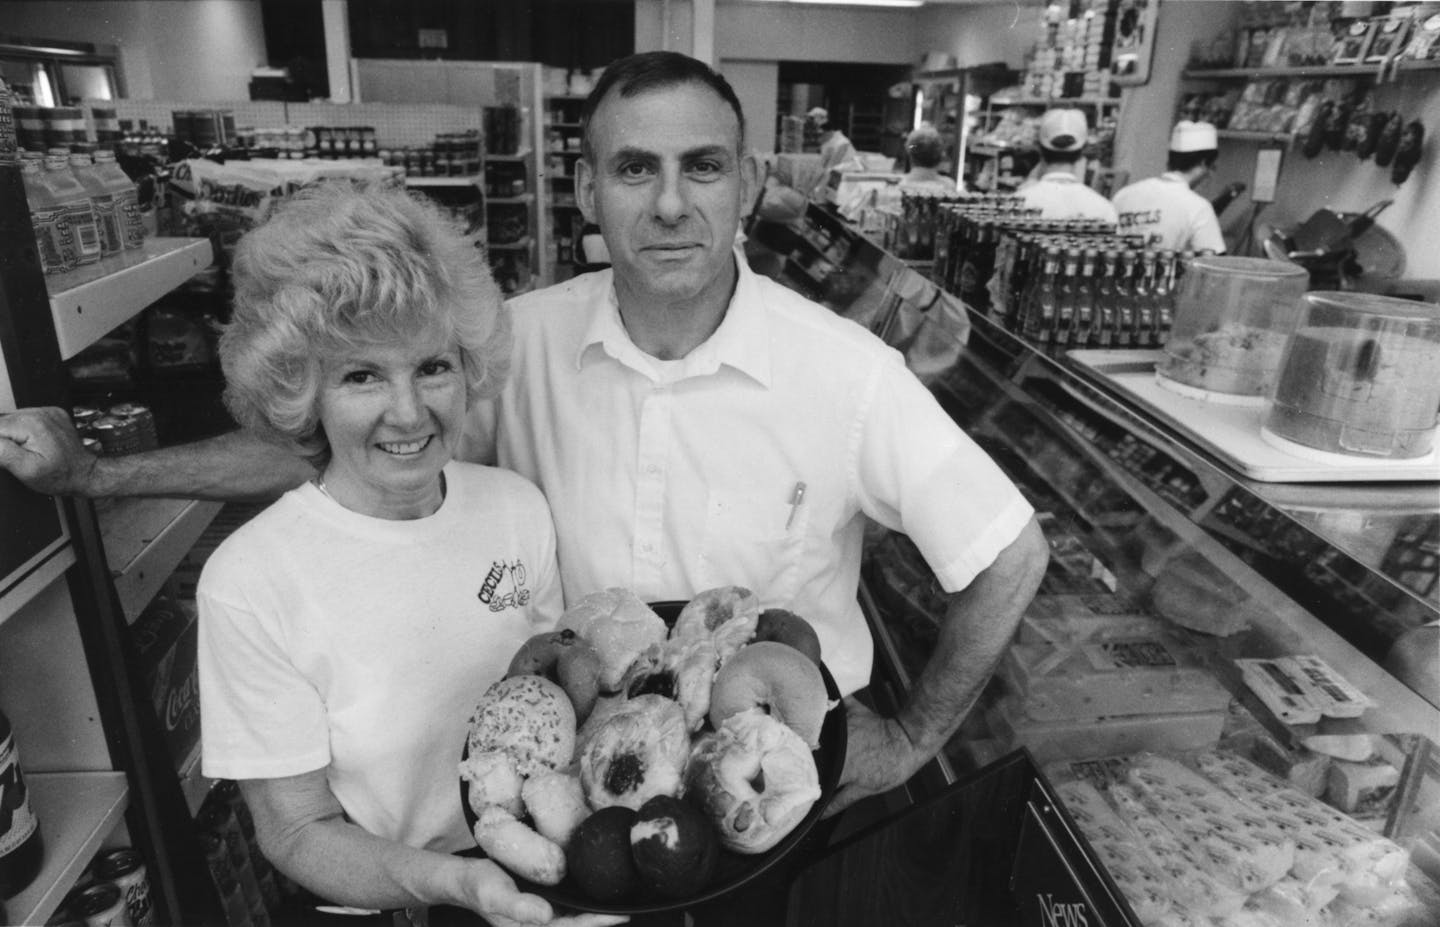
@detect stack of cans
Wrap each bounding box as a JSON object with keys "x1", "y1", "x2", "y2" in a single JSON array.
[{"x1": 73, "y1": 403, "x2": 158, "y2": 456}]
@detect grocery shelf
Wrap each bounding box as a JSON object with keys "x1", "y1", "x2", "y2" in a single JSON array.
[
  {"x1": 547, "y1": 148, "x2": 584, "y2": 157},
  {"x1": 990, "y1": 96, "x2": 1121, "y2": 107},
  {"x1": 1217, "y1": 129, "x2": 1295, "y2": 143},
  {"x1": 48, "y1": 238, "x2": 214, "y2": 361},
  {"x1": 96, "y1": 497, "x2": 224, "y2": 624},
  {"x1": 0, "y1": 531, "x2": 74, "y2": 629},
  {"x1": 404, "y1": 174, "x2": 482, "y2": 187},
  {"x1": 7, "y1": 772, "x2": 129, "y2": 927},
  {"x1": 179, "y1": 742, "x2": 215, "y2": 817},
  {"x1": 485, "y1": 149, "x2": 532, "y2": 162},
  {"x1": 487, "y1": 236, "x2": 533, "y2": 252},
  {"x1": 546, "y1": 121, "x2": 583, "y2": 129},
  {"x1": 1183, "y1": 60, "x2": 1440, "y2": 80},
  {"x1": 487, "y1": 193, "x2": 535, "y2": 205}
]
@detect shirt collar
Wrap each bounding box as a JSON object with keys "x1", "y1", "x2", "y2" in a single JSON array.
[
  {"x1": 576, "y1": 248, "x2": 773, "y2": 387},
  {"x1": 1160, "y1": 171, "x2": 1189, "y2": 184}
]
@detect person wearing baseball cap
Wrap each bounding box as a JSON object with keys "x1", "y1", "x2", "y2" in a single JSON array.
[
  {"x1": 1111, "y1": 120, "x2": 1227, "y2": 253},
  {"x1": 1016, "y1": 108, "x2": 1118, "y2": 224},
  {"x1": 807, "y1": 105, "x2": 862, "y2": 179}
]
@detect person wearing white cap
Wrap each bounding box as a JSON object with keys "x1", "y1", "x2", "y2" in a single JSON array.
[
  {"x1": 808, "y1": 105, "x2": 862, "y2": 179},
  {"x1": 1111, "y1": 120, "x2": 1226, "y2": 253},
  {"x1": 1016, "y1": 108, "x2": 1118, "y2": 224}
]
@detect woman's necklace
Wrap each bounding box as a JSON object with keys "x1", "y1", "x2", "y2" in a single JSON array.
[{"x1": 313, "y1": 472, "x2": 447, "y2": 513}]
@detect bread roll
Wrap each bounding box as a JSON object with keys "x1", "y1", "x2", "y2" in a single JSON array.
[{"x1": 558, "y1": 588, "x2": 668, "y2": 692}]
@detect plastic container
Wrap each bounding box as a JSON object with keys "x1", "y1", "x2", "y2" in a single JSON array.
[
  {"x1": 41, "y1": 152, "x2": 103, "y2": 266},
  {"x1": 1156, "y1": 256, "x2": 1309, "y2": 403},
  {"x1": 21, "y1": 156, "x2": 73, "y2": 273},
  {"x1": 70, "y1": 152, "x2": 123, "y2": 257},
  {"x1": 89, "y1": 150, "x2": 146, "y2": 250},
  {"x1": 1263, "y1": 292, "x2": 1440, "y2": 460}
]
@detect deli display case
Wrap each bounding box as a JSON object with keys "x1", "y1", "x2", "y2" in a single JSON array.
[{"x1": 744, "y1": 203, "x2": 1440, "y2": 927}]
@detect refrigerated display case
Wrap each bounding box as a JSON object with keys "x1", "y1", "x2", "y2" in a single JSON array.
[{"x1": 745, "y1": 204, "x2": 1440, "y2": 926}]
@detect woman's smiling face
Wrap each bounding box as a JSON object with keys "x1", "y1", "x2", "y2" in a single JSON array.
[{"x1": 316, "y1": 326, "x2": 465, "y2": 520}]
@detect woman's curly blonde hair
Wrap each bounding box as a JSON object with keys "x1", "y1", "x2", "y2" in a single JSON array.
[{"x1": 219, "y1": 181, "x2": 510, "y2": 460}]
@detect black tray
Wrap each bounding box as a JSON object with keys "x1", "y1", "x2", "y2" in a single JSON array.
[{"x1": 460, "y1": 600, "x2": 848, "y2": 915}]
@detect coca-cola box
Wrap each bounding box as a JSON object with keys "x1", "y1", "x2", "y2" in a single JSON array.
[{"x1": 130, "y1": 595, "x2": 200, "y2": 768}]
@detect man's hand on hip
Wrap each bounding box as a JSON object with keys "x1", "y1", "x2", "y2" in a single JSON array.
[{"x1": 822, "y1": 697, "x2": 925, "y2": 819}]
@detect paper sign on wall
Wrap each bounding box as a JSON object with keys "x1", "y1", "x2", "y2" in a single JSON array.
[{"x1": 1252, "y1": 148, "x2": 1283, "y2": 203}]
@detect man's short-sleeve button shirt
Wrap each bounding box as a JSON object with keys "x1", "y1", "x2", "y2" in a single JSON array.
[{"x1": 469, "y1": 256, "x2": 1034, "y2": 695}]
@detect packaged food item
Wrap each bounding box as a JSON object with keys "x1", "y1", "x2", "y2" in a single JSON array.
[
  {"x1": 998, "y1": 634, "x2": 1232, "y2": 721},
  {"x1": 1017, "y1": 594, "x2": 1162, "y2": 646},
  {"x1": 987, "y1": 692, "x2": 1225, "y2": 763},
  {"x1": 1325, "y1": 756, "x2": 1400, "y2": 817},
  {"x1": 0, "y1": 704, "x2": 43, "y2": 900},
  {"x1": 20, "y1": 155, "x2": 71, "y2": 273},
  {"x1": 93, "y1": 848, "x2": 154, "y2": 926},
  {"x1": 41, "y1": 151, "x2": 103, "y2": 266}
]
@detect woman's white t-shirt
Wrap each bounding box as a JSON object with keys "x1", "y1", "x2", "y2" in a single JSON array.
[{"x1": 198, "y1": 461, "x2": 562, "y2": 852}]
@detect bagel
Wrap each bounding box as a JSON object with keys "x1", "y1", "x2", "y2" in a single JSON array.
[
  {"x1": 754, "y1": 608, "x2": 822, "y2": 666},
  {"x1": 685, "y1": 708, "x2": 821, "y2": 854},
  {"x1": 466, "y1": 675, "x2": 576, "y2": 779},
  {"x1": 579, "y1": 694, "x2": 690, "y2": 811},
  {"x1": 674, "y1": 586, "x2": 760, "y2": 661},
  {"x1": 558, "y1": 589, "x2": 668, "y2": 693},
  {"x1": 620, "y1": 636, "x2": 719, "y2": 732},
  {"x1": 506, "y1": 629, "x2": 605, "y2": 723},
  {"x1": 708, "y1": 641, "x2": 829, "y2": 749}
]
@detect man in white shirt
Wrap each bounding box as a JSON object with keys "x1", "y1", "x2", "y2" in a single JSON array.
[
  {"x1": 0, "y1": 52, "x2": 1047, "y2": 822},
  {"x1": 1112, "y1": 120, "x2": 1227, "y2": 253},
  {"x1": 1016, "y1": 108, "x2": 1119, "y2": 224}
]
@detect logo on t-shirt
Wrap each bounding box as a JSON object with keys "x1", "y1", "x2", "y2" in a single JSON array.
[{"x1": 478, "y1": 559, "x2": 532, "y2": 612}]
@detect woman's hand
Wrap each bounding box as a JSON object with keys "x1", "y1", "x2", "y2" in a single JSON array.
[
  {"x1": 460, "y1": 857, "x2": 627, "y2": 927},
  {"x1": 822, "y1": 697, "x2": 926, "y2": 819}
]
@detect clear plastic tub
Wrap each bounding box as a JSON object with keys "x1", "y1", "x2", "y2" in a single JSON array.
[
  {"x1": 1157, "y1": 256, "x2": 1309, "y2": 403},
  {"x1": 1263, "y1": 291, "x2": 1440, "y2": 460}
]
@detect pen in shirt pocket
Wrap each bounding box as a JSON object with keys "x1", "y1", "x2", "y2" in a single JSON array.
[{"x1": 785, "y1": 481, "x2": 807, "y2": 530}]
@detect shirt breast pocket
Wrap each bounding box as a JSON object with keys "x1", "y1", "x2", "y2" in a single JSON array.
[{"x1": 701, "y1": 489, "x2": 806, "y2": 602}]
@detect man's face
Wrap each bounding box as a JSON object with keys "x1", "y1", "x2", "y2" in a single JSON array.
[{"x1": 577, "y1": 81, "x2": 757, "y2": 308}]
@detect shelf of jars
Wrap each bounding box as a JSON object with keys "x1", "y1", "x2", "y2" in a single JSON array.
[
  {"x1": 8, "y1": 771, "x2": 129, "y2": 927},
  {"x1": 47, "y1": 238, "x2": 214, "y2": 361}
]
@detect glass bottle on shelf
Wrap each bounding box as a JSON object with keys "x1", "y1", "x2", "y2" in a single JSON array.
[
  {"x1": 1094, "y1": 249, "x2": 1119, "y2": 348},
  {"x1": 1135, "y1": 248, "x2": 1159, "y2": 349},
  {"x1": 1114, "y1": 248, "x2": 1139, "y2": 348},
  {"x1": 1154, "y1": 249, "x2": 1178, "y2": 346},
  {"x1": 1074, "y1": 247, "x2": 1099, "y2": 349},
  {"x1": 1023, "y1": 245, "x2": 1062, "y2": 350},
  {"x1": 1053, "y1": 246, "x2": 1082, "y2": 353},
  {"x1": 0, "y1": 704, "x2": 44, "y2": 900}
]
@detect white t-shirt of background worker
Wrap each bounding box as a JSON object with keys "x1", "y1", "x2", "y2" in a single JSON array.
[
  {"x1": 1112, "y1": 172, "x2": 1226, "y2": 253},
  {"x1": 197, "y1": 461, "x2": 563, "y2": 853},
  {"x1": 1016, "y1": 170, "x2": 1119, "y2": 224}
]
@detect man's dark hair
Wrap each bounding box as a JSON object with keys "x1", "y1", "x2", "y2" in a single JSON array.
[
  {"x1": 1039, "y1": 146, "x2": 1083, "y2": 165},
  {"x1": 580, "y1": 51, "x2": 746, "y2": 161},
  {"x1": 1167, "y1": 148, "x2": 1219, "y2": 172}
]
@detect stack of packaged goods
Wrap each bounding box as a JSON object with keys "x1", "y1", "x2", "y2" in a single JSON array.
[
  {"x1": 987, "y1": 590, "x2": 1234, "y2": 765},
  {"x1": 378, "y1": 130, "x2": 482, "y2": 178},
  {"x1": 164, "y1": 157, "x2": 402, "y2": 268},
  {"x1": 1022, "y1": 0, "x2": 1114, "y2": 102},
  {"x1": 1048, "y1": 751, "x2": 1432, "y2": 926},
  {"x1": 53, "y1": 846, "x2": 158, "y2": 927}
]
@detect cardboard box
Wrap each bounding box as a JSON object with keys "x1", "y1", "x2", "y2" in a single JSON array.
[{"x1": 130, "y1": 595, "x2": 200, "y2": 769}]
